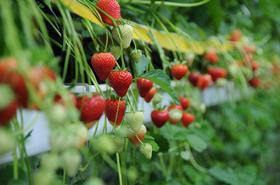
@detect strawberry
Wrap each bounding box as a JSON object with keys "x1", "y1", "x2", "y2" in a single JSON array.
[
  {"x1": 105, "y1": 99, "x2": 126, "y2": 126},
  {"x1": 29, "y1": 66, "x2": 56, "y2": 85},
  {"x1": 207, "y1": 67, "x2": 227, "y2": 81},
  {"x1": 243, "y1": 45, "x2": 256, "y2": 54},
  {"x1": 96, "y1": 0, "x2": 121, "y2": 26},
  {"x1": 168, "y1": 109, "x2": 183, "y2": 124},
  {"x1": 0, "y1": 58, "x2": 28, "y2": 107},
  {"x1": 128, "y1": 125, "x2": 146, "y2": 145},
  {"x1": 131, "y1": 49, "x2": 142, "y2": 62},
  {"x1": 144, "y1": 88, "x2": 157, "y2": 103},
  {"x1": 108, "y1": 70, "x2": 132, "y2": 97},
  {"x1": 151, "y1": 110, "x2": 169, "y2": 128},
  {"x1": 0, "y1": 86, "x2": 18, "y2": 126},
  {"x1": 244, "y1": 54, "x2": 253, "y2": 63},
  {"x1": 76, "y1": 95, "x2": 106, "y2": 128},
  {"x1": 91, "y1": 53, "x2": 116, "y2": 81},
  {"x1": 140, "y1": 143, "x2": 152, "y2": 159},
  {"x1": 181, "y1": 112, "x2": 195, "y2": 127},
  {"x1": 251, "y1": 61, "x2": 259, "y2": 72},
  {"x1": 179, "y1": 96, "x2": 190, "y2": 110},
  {"x1": 137, "y1": 78, "x2": 153, "y2": 97},
  {"x1": 0, "y1": 100, "x2": 18, "y2": 126},
  {"x1": 112, "y1": 24, "x2": 133, "y2": 49},
  {"x1": 197, "y1": 74, "x2": 212, "y2": 90},
  {"x1": 188, "y1": 72, "x2": 201, "y2": 86},
  {"x1": 229, "y1": 29, "x2": 242, "y2": 42},
  {"x1": 125, "y1": 111, "x2": 144, "y2": 133},
  {"x1": 204, "y1": 49, "x2": 219, "y2": 64},
  {"x1": 171, "y1": 64, "x2": 188, "y2": 80},
  {"x1": 167, "y1": 104, "x2": 183, "y2": 111},
  {"x1": 248, "y1": 77, "x2": 260, "y2": 88}
]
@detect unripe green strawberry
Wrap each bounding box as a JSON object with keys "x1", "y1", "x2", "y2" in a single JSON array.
[
  {"x1": 216, "y1": 78, "x2": 228, "y2": 87},
  {"x1": 93, "y1": 135, "x2": 116, "y2": 154},
  {"x1": 112, "y1": 136, "x2": 125, "y2": 153},
  {"x1": 41, "y1": 153, "x2": 59, "y2": 170},
  {"x1": 130, "y1": 49, "x2": 142, "y2": 62},
  {"x1": 125, "y1": 111, "x2": 144, "y2": 133},
  {"x1": 110, "y1": 46, "x2": 122, "y2": 60},
  {"x1": 127, "y1": 167, "x2": 138, "y2": 181},
  {"x1": 140, "y1": 143, "x2": 152, "y2": 159},
  {"x1": 34, "y1": 170, "x2": 55, "y2": 185},
  {"x1": 152, "y1": 93, "x2": 162, "y2": 105},
  {"x1": 85, "y1": 178, "x2": 105, "y2": 185},
  {"x1": 0, "y1": 84, "x2": 15, "y2": 109},
  {"x1": 0, "y1": 129, "x2": 15, "y2": 155},
  {"x1": 112, "y1": 24, "x2": 133, "y2": 49},
  {"x1": 168, "y1": 109, "x2": 183, "y2": 124},
  {"x1": 61, "y1": 150, "x2": 81, "y2": 176},
  {"x1": 47, "y1": 104, "x2": 67, "y2": 124}
]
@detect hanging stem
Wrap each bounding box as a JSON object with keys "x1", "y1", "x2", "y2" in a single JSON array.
[{"x1": 116, "y1": 153, "x2": 123, "y2": 185}]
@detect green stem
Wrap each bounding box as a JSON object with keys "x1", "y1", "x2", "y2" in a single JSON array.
[
  {"x1": 116, "y1": 153, "x2": 123, "y2": 185},
  {"x1": 130, "y1": 0, "x2": 210, "y2": 7}
]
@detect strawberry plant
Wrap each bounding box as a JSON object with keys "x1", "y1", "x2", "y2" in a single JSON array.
[{"x1": 0, "y1": 0, "x2": 280, "y2": 185}]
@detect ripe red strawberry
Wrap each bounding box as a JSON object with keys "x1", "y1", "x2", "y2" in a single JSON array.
[
  {"x1": 76, "y1": 95, "x2": 106, "y2": 128},
  {"x1": 204, "y1": 49, "x2": 219, "y2": 64},
  {"x1": 0, "y1": 100, "x2": 18, "y2": 126},
  {"x1": 108, "y1": 70, "x2": 132, "y2": 97},
  {"x1": 128, "y1": 125, "x2": 146, "y2": 145},
  {"x1": 0, "y1": 59, "x2": 28, "y2": 107},
  {"x1": 229, "y1": 29, "x2": 242, "y2": 42},
  {"x1": 91, "y1": 53, "x2": 116, "y2": 81},
  {"x1": 144, "y1": 88, "x2": 157, "y2": 103},
  {"x1": 197, "y1": 74, "x2": 212, "y2": 90},
  {"x1": 137, "y1": 78, "x2": 153, "y2": 97},
  {"x1": 243, "y1": 45, "x2": 256, "y2": 54},
  {"x1": 181, "y1": 112, "x2": 195, "y2": 127},
  {"x1": 105, "y1": 99, "x2": 126, "y2": 126},
  {"x1": 248, "y1": 77, "x2": 260, "y2": 88},
  {"x1": 188, "y1": 72, "x2": 201, "y2": 86},
  {"x1": 251, "y1": 61, "x2": 259, "y2": 72},
  {"x1": 96, "y1": 0, "x2": 121, "y2": 26},
  {"x1": 207, "y1": 67, "x2": 227, "y2": 81},
  {"x1": 243, "y1": 54, "x2": 253, "y2": 63},
  {"x1": 151, "y1": 110, "x2": 169, "y2": 128},
  {"x1": 171, "y1": 64, "x2": 188, "y2": 80},
  {"x1": 179, "y1": 96, "x2": 190, "y2": 110}
]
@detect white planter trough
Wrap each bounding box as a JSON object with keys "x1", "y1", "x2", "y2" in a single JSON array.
[{"x1": 0, "y1": 83, "x2": 252, "y2": 164}]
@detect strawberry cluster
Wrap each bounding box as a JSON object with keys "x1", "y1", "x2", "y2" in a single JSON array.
[
  {"x1": 0, "y1": 58, "x2": 57, "y2": 126},
  {"x1": 151, "y1": 96, "x2": 195, "y2": 128}
]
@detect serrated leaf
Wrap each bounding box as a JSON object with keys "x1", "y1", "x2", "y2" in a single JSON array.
[
  {"x1": 186, "y1": 134, "x2": 207, "y2": 152},
  {"x1": 140, "y1": 69, "x2": 179, "y2": 104}
]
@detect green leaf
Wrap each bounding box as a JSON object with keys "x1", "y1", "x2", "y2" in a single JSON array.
[
  {"x1": 186, "y1": 134, "x2": 207, "y2": 152},
  {"x1": 134, "y1": 55, "x2": 149, "y2": 76},
  {"x1": 140, "y1": 69, "x2": 179, "y2": 104},
  {"x1": 146, "y1": 140, "x2": 159, "y2": 152},
  {"x1": 235, "y1": 166, "x2": 257, "y2": 185},
  {"x1": 209, "y1": 166, "x2": 238, "y2": 185}
]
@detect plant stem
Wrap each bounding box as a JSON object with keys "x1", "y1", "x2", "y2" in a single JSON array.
[{"x1": 116, "y1": 153, "x2": 123, "y2": 185}]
